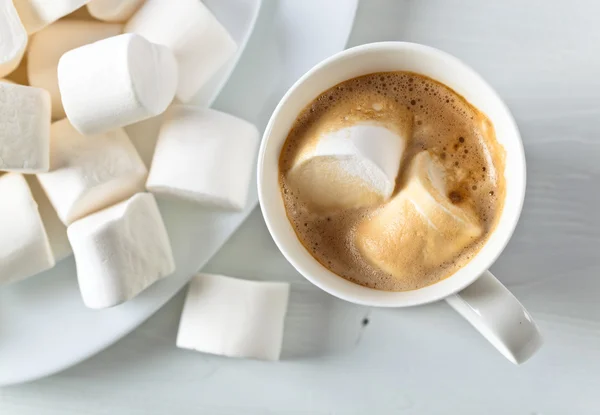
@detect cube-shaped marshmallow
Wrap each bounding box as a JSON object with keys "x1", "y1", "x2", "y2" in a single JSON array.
[
  {"x1": 13, "y1": 0, "x2": 92, "y2": 34},
  {"x1": 125, "y1": 0, "x2": 236, "y2": 102},
  {"x1": 0, "y1": 83, "x2": 51, "y2": 173},
  {"x1": 0, "y1": 173, "x2": 55, "y2": 285},
  {"x1": 87, "y1": 0, "x2": 144, "y2": 22},
  {"x1": 68, "y1": 192, "x2": 175, "y2": 309},
  {"x1": 28, "y1": 20, "x2": 123, "y2": 119},
  {"x1": 58, "y1": 33, "x2": 177, "y2": 135},
  {"x1": 177, "y1": 274, "x2": 290, "y2": 361},
  {"x1": 37, "y1": 119, "x2": 147, "y2": 225},
  {"x1": 25, "y1": 175, "x2": 71, "y2": 261},
  {"x1": 0, "y1": 0, "x2": 27, "y2": 78},
  {"x1": 146, "y1": 106, "x2": 259, "y2": 210}
]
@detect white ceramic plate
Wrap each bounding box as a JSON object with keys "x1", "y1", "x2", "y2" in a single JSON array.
[
  {"x1": 0, "y1": 0, "x2": 358, "y2": 385},
  {"x1": 0, "y1": 0, "x2": 262, "y2": 385}
]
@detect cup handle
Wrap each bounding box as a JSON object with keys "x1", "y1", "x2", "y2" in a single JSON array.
[{"x1": 445, "y1": 270, "x2": 543, "y2": 364}]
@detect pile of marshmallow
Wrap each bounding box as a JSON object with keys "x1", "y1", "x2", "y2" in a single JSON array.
[{"x1": 0, "y1": 0, "x2": 261, "y2": 320}]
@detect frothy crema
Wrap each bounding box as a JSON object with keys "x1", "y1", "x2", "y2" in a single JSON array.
[{"x1": 279, "y1": 71, "x2": 505, "y2": 291}]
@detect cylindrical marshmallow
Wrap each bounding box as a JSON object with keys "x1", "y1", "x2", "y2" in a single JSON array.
[
  {"x1": 0, "y1": 0, "x2": 28, "y2": 78},
  {"x1": 177, "y1": 274, "x2": 290, "y2": 361},
  {"x1": 0, "y1": 83, "x2": 51, "y2": 173},
  {"x1": 287, "y1": 122, "x2": 408, "y2": 211},
  {"x1": 68, "y1": 192, "x2": 175, "y2": 309},
  {"x1": 58, "y1": 33, "x2": 177, "y2": 135},
  {"x1": 125, "y1": 0, "x2": 236, "y2": 102},
  {"x1": 87, "y1": 0, "x2": 145, "y2": 22},
  {"x1": 37, "y1": 119, "x2": 147, "y2": 225},
  {"x1": 13, "y1": 0, "x2": 91, "y2": 34},
  {"x1": 25, "y1": 175, "x2": 72, "y2": 261},
  {"x1": 28, "y1": 20, "x2": 123, "y2": 120},
  {"x1": 0, "y1": 173, "x2": 55, "y2": 285},
  {"x1": 146, "y1": 106, "x2": 259, "y2": 211}
]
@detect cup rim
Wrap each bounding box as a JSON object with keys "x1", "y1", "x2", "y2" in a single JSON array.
[{"x1": 257, "y1": 41, "x2": 526, "y2": 307}]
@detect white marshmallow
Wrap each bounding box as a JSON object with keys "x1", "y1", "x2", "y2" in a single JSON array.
[
  {"x1": 177, "y1": 274, "x2": 290, "y2": 361},
  {"x1": 13, "y1": 0, "x2": 91, "y2": 34},
  {"x1": 0, "y1": 79, "x2": 15, "y2": 84},
  {"x1": 0, "y1": 173, "x2": 55, "y2": 285},
  {"x1": 28, "y1": 20, "x2": 123, "y2": 120},
  {"x1": 288, "y1": 121, "x2": 408, "y2": 211},
  {"x1": 146, "y1": 106, "x2": 259, "y2": 210},
  {"x1": 58, "y1": 33, "x2": 177, "y2": 135},
  {"x1": 125, "y1": 0, "x2": 236, "y2": 102},
  {"x1": 68, "y1": 192, "x2": 175, "y2": 309},
  {"x1": 25, "y1": 175, "x2": 71, "y2": 261},
  {"x1": 0, "y1": 83, "x2": 51, "y2": 173},
  {"x1": 87, "y1": 0, "x2": 144, "y2": 22},
  {"x1": 356, "y1": 151, "x2": 483, "y2": 282},
  {"x1": 0, "y1": 0, "x2": 27, "y2": 78},
  {"x1": 37, "y1": 119, "x2": 147, "y2": 225}
]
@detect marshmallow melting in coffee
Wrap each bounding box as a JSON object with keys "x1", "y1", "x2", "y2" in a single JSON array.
[
  {"x1": 356, "y1": 151, "x2": 482, "y2": 282},
  {"x1": 280, "y1": 71, "x2": 504, "y2": 292},
  {"x1": 286, "y1": 101, "x2": 412, "y2": 210}
]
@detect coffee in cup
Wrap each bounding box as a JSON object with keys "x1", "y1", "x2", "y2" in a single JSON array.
[
  {"x1": 259, "y1": 42, "x2": 541, "y2": 364},
  {"x1": 278, "y1": 71, "x2": 506, "y2": 292}
]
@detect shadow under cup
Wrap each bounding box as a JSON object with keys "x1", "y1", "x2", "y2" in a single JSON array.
[{"x1": 258, "y1": 42, "x2": 526, "y2": 307}]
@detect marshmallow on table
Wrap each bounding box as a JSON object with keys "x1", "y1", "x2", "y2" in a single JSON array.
[
  {"x1": 37, "y1": 119, "x2": 147, "y2": 225},
  {"x1": 0, "y1": 0, "x2": 27, "y2": 78},
  {"x1": 58, "y1": 33, "x2": 177, "y2": 135},
  {"x1": 13, "y1": 0, "x2": 91, "y2": 34},
  {"x1": 25, "y1": 175, "x2": 71, "y2": 261},
  {"x1": 68, "y1": 192, "x2": 175, "y2": 309},
  {"x1": 28, "y1": 20, "x2": 123, "y2": 120},
  {"x1": 287, "y1": 112, "x2": 411, "y2": 211},
  {"x1": 87, "y1": 0, "x2": 145, "y2": 22},
  {"x1": 356, "y1": 151, "x2": 483, "y2": 282},
  {"x1": 0, "y1": 173, "x2": 55, "y2": 285},
  {"x1": 0, "y1": 83, "x2": 51, "y2": 173},
  {"x1": 146, "y1": 106, "x2": 259, "y2": 210},
  {"x1": 177, "y1": 274, "x2": 290, "y2": 361},
  {"x1": 125, "y1": 0, "x2": 236, "y2": 103}
]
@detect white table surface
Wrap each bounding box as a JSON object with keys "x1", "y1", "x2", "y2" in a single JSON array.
[{"x1": 2, "y1": 0, "x2": 600, "y2": 413}]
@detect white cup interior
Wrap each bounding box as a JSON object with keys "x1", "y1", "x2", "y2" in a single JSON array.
[{"x1": 258, "y1": 42, "x2": 526, "y2": 307}]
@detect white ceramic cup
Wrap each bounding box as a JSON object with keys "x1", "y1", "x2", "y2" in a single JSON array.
[{"x1": 258, "y1": 42, "x2": 542, "y2": 364}]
